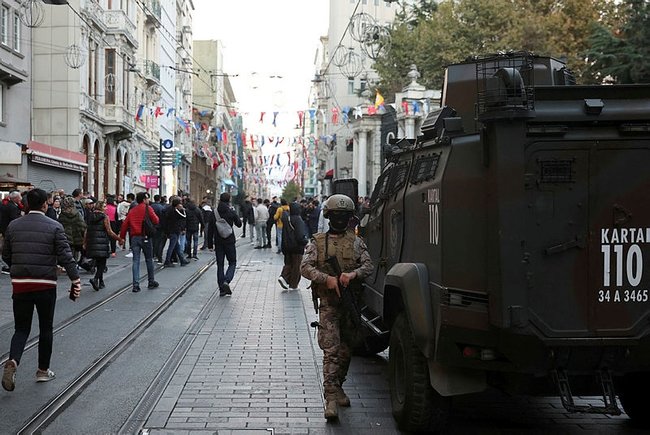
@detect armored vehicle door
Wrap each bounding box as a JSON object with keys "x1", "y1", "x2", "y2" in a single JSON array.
[
  {"x1": 589, "y1": 141, "x2": 650, "y2": 335},
  {"x1": 365, "y1": 159, "x2": 412, "y2": 291},
  {"x1": 525, "y1": 140, "x2": 650, "y2": 337}
]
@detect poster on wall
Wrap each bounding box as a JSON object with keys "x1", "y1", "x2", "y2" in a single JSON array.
[{"x1": 123, "y1": 176, "x2": 132, "y2": 195}]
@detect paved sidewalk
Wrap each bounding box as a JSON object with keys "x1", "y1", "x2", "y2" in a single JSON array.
[{"x1": 145, "y1": 236, "x2": 398, "y2": 434}]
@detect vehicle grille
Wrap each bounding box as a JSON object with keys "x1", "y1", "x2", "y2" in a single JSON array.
[{"x1": 441, "y1": 288, "x2": 489, "y2": 312}]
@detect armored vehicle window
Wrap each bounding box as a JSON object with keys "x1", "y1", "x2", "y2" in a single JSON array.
[
  {"x1": 539, "y1": 159, "x2": 575, "y2": 183},
  {"x1": 370, "y1": 167, "x2": 392, "y2": 206},
  {"x1": 388, "y1": 162, "x2": 410, "y2": 195},
  {"x1": 410, "y1": 154, "x2": 440, "y2": 184}
]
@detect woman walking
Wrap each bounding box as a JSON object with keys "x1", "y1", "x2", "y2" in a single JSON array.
[{"x1": 85, "y1": 201, "x2": 123, "y2": 290}]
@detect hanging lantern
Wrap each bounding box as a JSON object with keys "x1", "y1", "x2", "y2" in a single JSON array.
[
  {"x1": 19, "y1": 0, "x2": 45, "y2": 28},
  {"x1": 361, "y1": 24, "x2": 391, "y2": 60},
  {"x1": 105, "y1": 73, "x2": 115, "y2": 93},
  {"x1": 65, "y1": 44, "x2": 86, "y2": 69},
  {"x1": 339, "y1": 48, "x2": 364, "y2": 78},
  {"x1": 349, "y1": 13, "x2": 377, "y2": 43},
  {"x1": 331, "y1": 44, "x2": 348, "y2": 68}
]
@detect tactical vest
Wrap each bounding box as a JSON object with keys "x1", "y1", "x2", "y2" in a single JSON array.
[{"x1": 313, "y1": 231, "x2": 358, "y2": 298}]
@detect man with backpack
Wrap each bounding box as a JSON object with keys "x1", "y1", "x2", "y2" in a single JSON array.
[
  {"x1": 277, "y1": 202, "x2": 308, "y2": 291},
  {"x1": 211, "y1": 192, "x2": 242, "y2": 296}
]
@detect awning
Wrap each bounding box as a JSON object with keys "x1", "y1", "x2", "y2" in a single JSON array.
[
  {"x1": 0, "y1": 174, "x2": 31, "y2": 190},
  {"x1": 26, "y1": 140, "x2": 87, "y2": 172},
  {"x1": 222, "y1": 178, "x2": 237, "y2": 187},
  {"x1": 324, "y1": 169, "x2": 334, "y2": 180}
]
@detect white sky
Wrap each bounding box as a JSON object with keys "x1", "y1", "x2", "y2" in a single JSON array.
[{"x1": 192, "y1": 0, "x2": 330, "y2": 136}]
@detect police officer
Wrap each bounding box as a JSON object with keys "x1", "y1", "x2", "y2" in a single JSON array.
[{"x1": 300, "y1": 194, "x2": 373, "y2": 420}]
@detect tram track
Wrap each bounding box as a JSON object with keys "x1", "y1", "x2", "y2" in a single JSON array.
[
  {"x1": 0, "y1": 263, "x2": 164, "y2": 367},
  {"x1": 15, "y1": 258, "x2": 216, "y2": 435}
]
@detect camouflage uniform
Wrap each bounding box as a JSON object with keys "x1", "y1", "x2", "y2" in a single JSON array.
[{"x1": 300, "y1": 229, "x2": 373, "y2": 416}]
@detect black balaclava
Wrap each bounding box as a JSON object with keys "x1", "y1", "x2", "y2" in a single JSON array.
[{"x1": 328, "y1": 210, "x2": 352, "y2": 234}]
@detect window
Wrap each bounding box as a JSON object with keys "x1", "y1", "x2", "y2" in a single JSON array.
[
  {"x1": 360, "y1": 78, "x2": 367, "y2": 92},
  {"x1": 348, "y1": 77, "x2": 354, "y2": 95},
  {"x1": 1, "y1": 6, "x2": 8, "y2": 45},
  {"x1": 370, "y1": 166, "x2": 391, "y2": 206},
  {"x1": 105, "y1": 49, "x2": 116, "y2": 104},
  {"x1": 410, "y1": 154, "x2": 441, "y2": 184},
  {"x1": 375, "y1": 0, "x2": 379, "y2": 4},
  {"x1": 13, "y1": 12, "x2": 20, "y2": 52}
]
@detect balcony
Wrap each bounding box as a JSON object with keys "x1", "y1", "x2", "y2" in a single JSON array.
[
  {"x1": 80, "y1": 92, "x2": 105, "y2": 123},
  {"x1": 103, "y1": 9, "x2": 138, "y2": 49},
  {"x1": 144, "y1": 60, "x2": 160, "y2": 84},
  {"x1": 104, "y1": 105, "x2": 136, "y2": 140},
  {"x1": 81, "y1": 0, "x2": 106, "y2": 31},
  {"x1": 145, "y1": 0, "x2": 162, "y2": 27}
]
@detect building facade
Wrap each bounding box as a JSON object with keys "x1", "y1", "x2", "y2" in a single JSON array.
[
  {"x1": 311, "y1": 0, "x2": 397, "y2": 196},
  {"x1": 190, "y1": 40, "x2": 239, "y2": 202},
  {"x1": 17, "y1": 0, "x2": 197, "y2": 199},
  {"x1": 0, "y1": 0, "x2": 33, "y2": 193}
]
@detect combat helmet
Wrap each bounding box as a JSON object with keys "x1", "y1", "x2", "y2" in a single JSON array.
[
  {"x1": 323, "y1": 194, "x2": 355, "y2": 234},
  {"x1": 323, "y1": 194, "x2": 355, "y2": 217}
]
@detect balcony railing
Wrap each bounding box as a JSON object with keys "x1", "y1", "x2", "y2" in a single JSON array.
[
  {"x1": 103, "y1": 10, "x2": 138, "y2": 48},
  {"x1": 80, "y1": 92, "x2": 104, "y2": 121},
  {"x1": 145, "y1": 0, "x2": 162, "y2": 26},
  {"x1": 144, "y1": 60, "x2": 160, "y2": 83},
  {"x1": 104, "y1": 105, "x2": 136, "y2": 134},
  {"x1": 82, "y1": 0, "x2": 106, "y2": 30}
]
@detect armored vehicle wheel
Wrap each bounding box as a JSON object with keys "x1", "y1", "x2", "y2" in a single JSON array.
[
  {"x1": 389, "y1": 313, "x2": 450, "y2": 432},
  {"x1": 618, "y1": 372, "x2": 650, "y2": 427}
]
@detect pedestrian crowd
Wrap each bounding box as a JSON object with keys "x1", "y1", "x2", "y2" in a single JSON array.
[{"x1": 1, "y1": 186, "x2": 375, "y2": 423}]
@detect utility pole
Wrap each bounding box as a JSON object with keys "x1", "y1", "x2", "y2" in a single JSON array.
[{"x1": 159, "y1": 138, "x2": 163, "y2": 196}]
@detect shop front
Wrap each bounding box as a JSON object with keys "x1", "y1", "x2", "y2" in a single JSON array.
[{"x1": 26, "y1": 141, "x2": 87, "y2": 194}]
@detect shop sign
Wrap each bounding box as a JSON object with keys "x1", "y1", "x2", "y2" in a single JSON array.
[{"x1": 30, "y1": 154, "x2": 86, "y2": 172}]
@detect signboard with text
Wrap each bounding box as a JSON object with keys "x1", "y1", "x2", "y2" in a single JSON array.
[{"x1": 144, "y1": 175, "x2": 159, "y2": 189}]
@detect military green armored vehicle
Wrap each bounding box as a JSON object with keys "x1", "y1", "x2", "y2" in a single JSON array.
[{"x1": 358, "y1": 52, "x2": 650, "y2": 432}]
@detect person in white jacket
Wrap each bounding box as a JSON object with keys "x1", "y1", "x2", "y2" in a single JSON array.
[
  {"x1": 317, "y1": 195, "x2": 329, "y2": 233},
  {"x1": 253, "y1": 198, "x2": 270, "y2": 249}
]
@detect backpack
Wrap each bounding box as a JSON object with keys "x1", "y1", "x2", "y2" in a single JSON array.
[
  {"x1": 282, "y1": 213, "x2": 307, "y2": 253},
  {"x1": 142, "y1": 205, "x2": 156, "y2": 238},
  {"x1": 214, "y1": 208, "x2": 233, "y2": 238}
]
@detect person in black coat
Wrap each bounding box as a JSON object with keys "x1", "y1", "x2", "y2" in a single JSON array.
[
  {"x1": 84, "y1": 201, "x2": 122, "y2": 291},
  {"x1": 211, "y1": 192, "x2": 242, "y2": 296},
  {"x1": 184, "y1": 200, "x2": 204, "y2": 259},
  {"x1": 1, "y1": 188, "x2": 81, "y2": 390},
  {"x1": 239, "y1": 198, "x2": 253, "y2": 240},
  {"x1": 163, "y1": 198, "x2": 189, "y2": 267},
  {"x1": 278, "y1": 202, "x2": 308, "y2": 291},
  {"x1": 200, "y1": 202, "x2": 215, "y2": 251},
  {"x1": 266, "y1": 197, "x2": 279, "y2": 249}
]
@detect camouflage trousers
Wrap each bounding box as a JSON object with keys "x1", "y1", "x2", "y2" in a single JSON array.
[{"x1": 317, "y1": 295, "x2": 356, "y2": 398}]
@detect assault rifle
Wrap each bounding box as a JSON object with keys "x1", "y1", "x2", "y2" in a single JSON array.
[{"x1": 325, "y1": 256, "x2": 362, "y2": 328}]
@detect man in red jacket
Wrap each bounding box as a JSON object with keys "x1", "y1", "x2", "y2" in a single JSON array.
[{"x1": 119, "y1": 192, "x2": 159, "y2": 292}]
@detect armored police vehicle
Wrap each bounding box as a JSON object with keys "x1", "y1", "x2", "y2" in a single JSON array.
[{"x1": 358, "y1": 52, "x2": 650, "y2": 432}]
